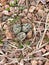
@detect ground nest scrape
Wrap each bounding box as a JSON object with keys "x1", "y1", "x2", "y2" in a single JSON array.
[{"x1": 0, "y1": 0, "x2": 49, "y2": 65}]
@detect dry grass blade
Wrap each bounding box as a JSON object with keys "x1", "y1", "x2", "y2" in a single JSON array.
[
  {"x1": 39, "y1": 28, "x2": 47, "y2": 47},
  {"x1": 0, "y1": 59, "x2": 5, "y2": 64},
  {"x1": 20, "y1": 60, "x2": 24, "y2": 65},
  {"x1": 28, "y1": 42, "x2": 49, "y2": 56},
  {"x1": 0, "y1": 50, "x2": 4, "y2": 55},
  {"x1": 32, "y1": 57, "x2": 48, "y2": 60},
  {"x1": 26, "y1": 0, "x2": 29, "y2": 10},
  {"x1": 40, "y1": 42, "x2": 48, "y2": 48},
  {"x1": 36, "y1": 14, "x2": 48, "y2": 49},
  {"x1": 42, "y1": 52, "x2": 49, "y2": 56}
]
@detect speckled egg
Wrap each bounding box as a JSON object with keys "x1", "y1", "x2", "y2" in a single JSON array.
[
  {"x1": 13, "y1": 24, "x2": 21, "y2": 34},
  {"x1": 17, "y1": 32, "x2": 26, "y2": 41},
  {"x1": 22, "y1": 23, "x2": 32, "y2": 33}
]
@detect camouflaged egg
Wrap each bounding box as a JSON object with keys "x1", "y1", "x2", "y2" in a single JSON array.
[
  {"x1": 17, "y1": 32, "x2": 26, "y2": 41},
  {"x1": 22, "y1": 23, "x2": 32, "y2": 33},
  {"x1": 13, "y1": 24, "x2": 21, "y2": 34}
]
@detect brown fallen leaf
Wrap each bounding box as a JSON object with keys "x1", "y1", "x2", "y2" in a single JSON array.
[
  {"x1": 27, "y1": 30, "x2": 32, "y2": 39},
  {"x1": 4, "y1": 24, "x2": 13, "y2": 39},
  {"x1": 5, "y1": 30, "x2": 13, "y2": 39}
]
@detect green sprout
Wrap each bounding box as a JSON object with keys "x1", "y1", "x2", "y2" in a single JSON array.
[
  {"x1": 9, "y1": 0, "x2": 18, "y2": 7},
  {"x1": 0, "y1": 40, "x2": 3, "y2": 44},
  {"x1": 45, "y1": 38, "x2": 49, "y2": 42},
  {"x1": 19, "y1": 6, "x2": 25, "y2": 11},
  {"x1": 44, "y1": 36, "x2": 49, "y2": 42},
  {"x1": 18, "y1": 44, "x2": 23, "y2": 49},
  {"x1": 5, "y1": 7, "x2": 10, "y2": 12},
  {"x1": 9, "y1": 2, "x2": 15, "y2": 7},
  {"x1": 14, "y1": 0, "x2": 18, "y2": 4},
  {"x1": 19, "y1": 54, "x2": 23, "y2": 60},
  {"x1": 26, "y1": 40, "x2": 30, "y2": 45},
  {"x1": 8, "y1": 16, "x2": 20, "y2": 24}
]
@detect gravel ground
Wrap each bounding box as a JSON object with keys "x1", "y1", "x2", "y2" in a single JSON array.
[{"x1": 0, "y1": 0, "x2": 49, "y2": 65}]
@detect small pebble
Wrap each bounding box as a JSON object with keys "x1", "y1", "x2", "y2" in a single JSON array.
[
  {"x1": 23, "y1": 9, "x2": 28, "y2": 14},
  {"x1": 45, "y1": 45, "x2": 49, "y2": 51},
  {"x1": 31, "y1": 60, "x2": 37, "y2": 65},
  {"x1": 38, "y1": 60, "x2": 43, "y2": 65},
  {"x1": 41, "y1": 48, "x2": 46, "y2": 53},
  {"x1": 19, "y1": 12, "x2": 26, "y2": 17},
  {"x1": 29, "y1": 6, "x2": 35, "y2": 13},
  {"x1": 21, "y1": 18, "x2": 27, "y2": 23},
  {"x1": 27, "y1": 13, "x2": 32, "y2": 20},
  {"x1": 27, "y1": 30, "x2": 32, "y2": 39}
]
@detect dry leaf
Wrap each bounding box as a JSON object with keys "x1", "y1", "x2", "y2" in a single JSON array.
[
  {"x1": 4, "y1": 24, "x2": 13, "y2": 39},
  {"x1": 27, "y1": 30, "x2": 32, "y2": 39}
]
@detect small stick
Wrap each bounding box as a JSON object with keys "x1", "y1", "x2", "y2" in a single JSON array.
[
  {"x1": 42, "y1": 52, "x2": 49, "y2": 56},
  {"x1": 26, "y1": 0, "x2": 29, "y2": 10}
]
